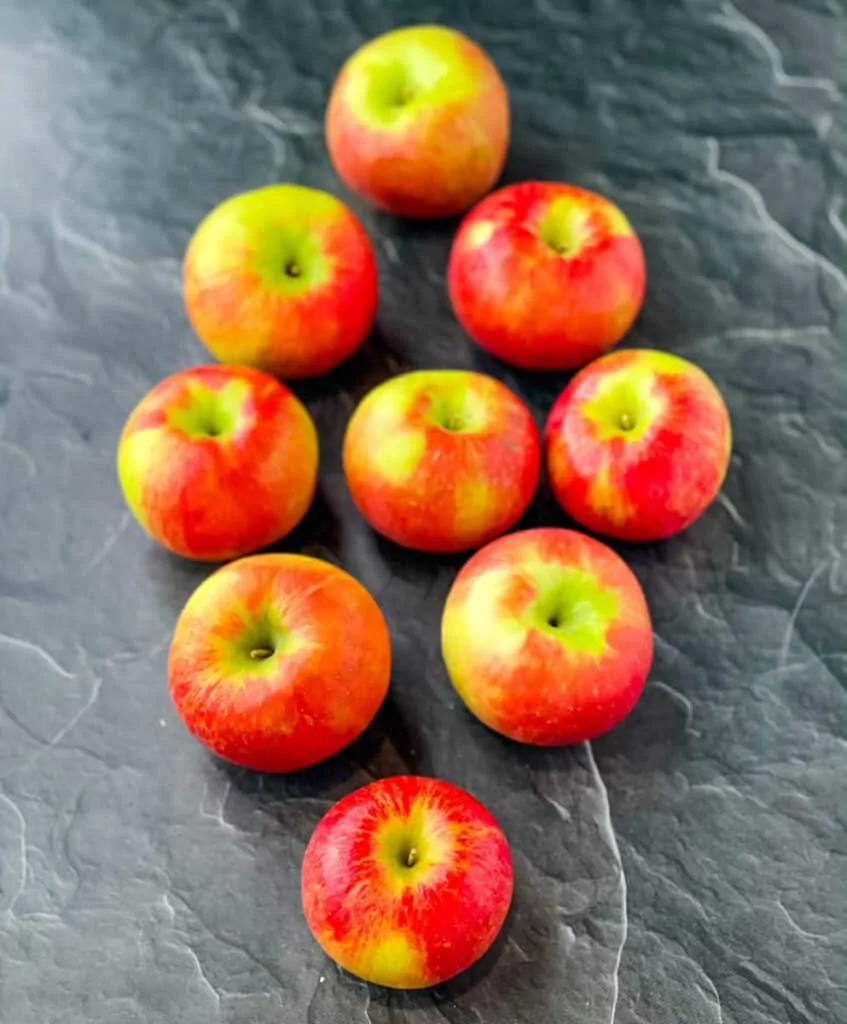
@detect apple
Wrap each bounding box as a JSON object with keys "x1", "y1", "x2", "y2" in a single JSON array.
[
  {"x1": 448, "y1": 181, "x2": 646, "y2": 369},
  {"x1": 545, "y1": 349, "x2": 732, "y2": 541},
  {"x1": 169, "y1": 553, "x2": 391, "y2": 772},
  {"x1": 117, "y1": 364, "x2": 318, "y2": 560},
  {"x1": 301, "y1": 775, "x2": 513, "y2": 988},
  {"x1": 343, "y1": 369, "x2": 540, "y2": 552},
  {"x1": 441, "y1": 527, "x2": 653, "y2": 745},
  {"x1": 183, "y1": 184, "x2": 378, "y2": 379},
  {"x1": 326, "y1": 25, "x2": 509, "y2": 218}
]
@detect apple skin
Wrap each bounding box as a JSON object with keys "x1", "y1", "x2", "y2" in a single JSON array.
[
  {"x1": 117, "y1": 364, "x2": 318, "y2": 560},
  {"x1": 183, "y1": 184, "x2": 378, "y2": 379},
  {"x1": 441, "y1": 528, "x2": 653, "y2": 745},
  {"x1": 545, "y1": 349, "x2": 732, "y2": 542},
  {"x1": 168, "y1": 554, "x2": 391, "y2": 772},
  {"x1": 326, "y1": 25, "x2": 509, "y2": 218},
  {"x1": 448, "y1": 181, "x2": 646, "y2": 369},
  {"x1": 301, "y1": 775, "x2": 513, "y2": 989},
  {"x1": 343, "y1": 369, "x2": 540, "y2": 553}
]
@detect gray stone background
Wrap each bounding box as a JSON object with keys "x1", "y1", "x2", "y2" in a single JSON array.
[{"x1": 0, "y1": 1, "x2": 844, "y2": 1022}]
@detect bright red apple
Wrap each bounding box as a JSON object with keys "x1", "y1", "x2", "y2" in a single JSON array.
[
  {"x1": 183, "y1": 184, "x2": 377, "y2": 378},
  {"x1": 448, "y1": 181, "x2": 646, "y2": 369},
  {"x1": 117, "y1": 364, "x2": 318, "y2": 560},
  {"x1": 326, "y1": 25, "x2": 509, "y2": 218},
  {"x1": 441, "y1": 528, "x2": 653, "y2": 745},
  {"x1": 343, "y1": 369, "x2": 540, "y2": 552},
  {"x1": 169, "y1": 553, "x2": 391, "y2": 772},
  {"x1": 545, "y1": 349, "x2": 732, "y2": 541},
  {"x1": 301, "y1": 775, "x2": 513, "y2": 988}
]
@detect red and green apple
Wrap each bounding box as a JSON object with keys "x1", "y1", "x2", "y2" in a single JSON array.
[
  {"x1": 117, "y1": 364, "x2": 318, "y2": 560},
  {"x1": 183, "y1": 184, "x2": 377, "y2": 379},
  {"x1": 545, "y1": 349, "x2": 732, "y2": 541},
  {"x1": 343, "y1": 369, "x2": 540, "y2": 552},
  {"x1": 441, "y1": 527, "x2": 653, "y2": 745},
  {"x1": 301, "y1": 775, "x2": 513, "y2": 988},
  {"x1": 448, "y1": 181, "x2": 646, "y2": 369},
  {"x1": 169, "y1": 553, "x2": 391, "y2": 772},
  {"x1": 326, "y1": 25, "x2": 509, "y2": 218}
]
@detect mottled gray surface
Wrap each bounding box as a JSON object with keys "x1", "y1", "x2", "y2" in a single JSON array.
[{"x1": 0, "y1": 1, "x2": 845, "y2": 1021}]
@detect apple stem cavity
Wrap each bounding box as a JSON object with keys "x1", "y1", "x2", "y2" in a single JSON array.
[
  {"x1": 284, "y1": 261, "x2": 302, "y2": 278},
  {"x1": 394, "y1": 82, "x2": 414, "y2": 107}
]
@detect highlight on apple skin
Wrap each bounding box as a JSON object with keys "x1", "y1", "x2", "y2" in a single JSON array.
[
  {"x1": 326, "y1": 25, "x2": 510, "y2": 218},
  {"x1": 545, "y1": 349, "x2": 732, "y2": 542},
  {"x1": 168, "y1": 554, "x2": 391, "y2": 773},
  {"x1": 183, "y1": 184, "x2": 378, "y2": 379},
  {"x1": 448, "y1": 181, "x2": 646, "y2": 369},
  {"x1": 441, "y1": 528, "x2": 654, "y2": 746},
  {"x1": 342, "y1": 369, "x2": 540, "y2": 553},
  {"x1": 301, "y1": 775, "x2": 513, "y2": 989},
  {"x1": 117, "y1": 364, "x2": 318, "y2": 561}
]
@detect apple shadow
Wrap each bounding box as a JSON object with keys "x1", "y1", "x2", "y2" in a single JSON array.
[
  {"x1": 497, "y1": 133, "x2": 608, "y2": 196},
  {"x1": 264, "y1": 485, "x2": 343, "y2": 560},
  {"x1": 215, "y1": 715, "x2": 386, "y2": 803},
  {"x1": 366, "y1": 689, "x2": 428, "y2": 777},
  {"x1": 288, "y1": 323, "x2": 413, "y2": 410},
  {"x1": 465, "y1": 342, "x2": 574, "y2": 410},
  {"x1": 372, "y1": 531, "x2": 469, "y2": 581},
  {"x1": 371, "y1": 206, "x2": 465, "y2": 244},
  {"x1": 140, "y1": 540, "x2": 223, "y2": 609}
]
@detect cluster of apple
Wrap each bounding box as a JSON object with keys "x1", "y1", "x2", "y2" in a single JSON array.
[{"x1": 117, "y1": 26, "x2": 732, "y2": 992}]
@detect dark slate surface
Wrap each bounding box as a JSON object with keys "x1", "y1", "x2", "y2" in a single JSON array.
[{"x1": 1, "y1": 1, "x2": 845, "y2": 1022}]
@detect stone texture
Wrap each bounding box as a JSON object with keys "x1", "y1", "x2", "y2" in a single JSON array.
[{"x1": 0, "y1": 1, "x2": 844, "y2": 1022}]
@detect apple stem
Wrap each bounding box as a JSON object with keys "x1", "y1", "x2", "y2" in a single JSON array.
[
  {"x1": 405, "y1": 848, "x2": 418, "y2": 868},
  {"x1": 284, "y1": 261, "x2": 301, "y2": 278},
  {"x1": 249, "y1": 647, "x2": 274, "y2": 661},
  {"x1": 619, "y1": 412, "x2": 635, "y2": 431}
]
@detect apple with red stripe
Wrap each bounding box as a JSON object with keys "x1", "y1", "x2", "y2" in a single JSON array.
[
  {"x1": 448, "y1": 181, "x2": 646, "y2": 369},
  {"x1": 442, "y1": 528, "x2": 653, "y2": 746},
  {"x1": 169, "y1": 554, "x2": 391, "y2": 773},
  {"x1": 302, "y1": 775, "x2": 513, "y2": 989},
  {"x1": 343, "y1": 369, "x2": 540, "y2": 553},
  {"x1": 327, "y1": 25, "x2": 509, "y2": 218},
  {"x1": 545, "y1": 349, "x2": 732, "y2": 542},
  {"x1": 117, "y1": 365, "x2": 318, "y2": 560},
  {"x1": 183, "y1": 184, "x2": 377, "y2": 379}
]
